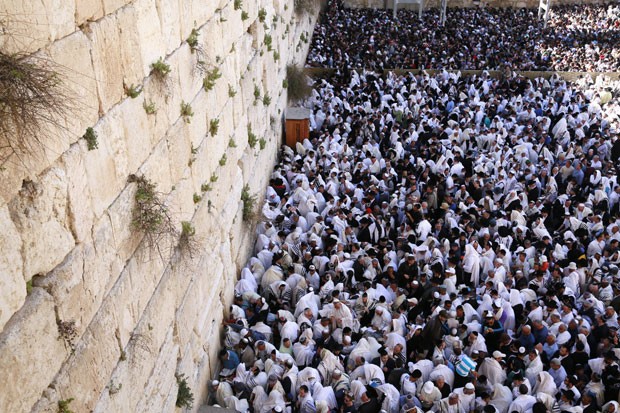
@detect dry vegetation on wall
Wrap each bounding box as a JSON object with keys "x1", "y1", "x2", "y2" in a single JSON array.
[
  {"x1": 286, "y1": 64, "x2": 312, "y2": 102},
  {"x1": 295, "y1": 0, "x2": 317, "y2": 16},
  {"x1": 0, "y1": 47, "x2": 75, "y2": 169}
]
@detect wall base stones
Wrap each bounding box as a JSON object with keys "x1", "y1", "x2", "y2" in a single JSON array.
[{"x1": 0, "y1": 1, "x2": 317, "y2": 412}]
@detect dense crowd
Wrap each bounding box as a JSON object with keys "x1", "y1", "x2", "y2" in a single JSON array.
[
  {"x1": 306, "y1": 1, "x2": 620, "y2": 72},
  {"x1": 209, "y1": 66, "x2": 620, "y2": 413}
]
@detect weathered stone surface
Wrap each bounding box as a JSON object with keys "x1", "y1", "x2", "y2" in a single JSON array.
[
  {"x1": 0, "y1": 2, "x2": 319, "y2": 412},
  {"x1": 0, "y1": 205, "x2": 24, "y2": 333},
  {"x1": 8, "y1": 167, "x2": 75, "y2": 280},
  {"x1": 89, "y1": 14, "x2": 125, "y2": 114},
  {"x1": 75, "y1": 0, "x2": 104, "y2": 28},
  {"x1": 0, "y1": 0, "x2": 75, "y2": 55},
  {"x1": 0, "y1": 289, "x2": 69, "y2": 413}
]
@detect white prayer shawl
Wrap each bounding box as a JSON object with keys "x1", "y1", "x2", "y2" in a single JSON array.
[
  {"x1": 350, "y1": 363, "x2": 385, "y2": 385},
  {"x1": 215, "y1": 381, "x2": 235, "y2": 408},
  {"x1": 317, "y1": 349, "x2": 344, "y2": 383},
  {"x1": 572, "y1": 334, "x2": 590, "y2": 356},
  {"x1": 251, "y1": 387, "x2": 269, "y2": 413},
  {"x1": 261, "y1": 265, "x2": 284, "y2": 293},
  {"x1": 347, "y1": 337, "x2": 382, "y2": 371},
  {"x1": 429, "y1": 364, "x2": 455, "y2": 388},
  {"x1": 490, "y1": 384, "x2": 514, "y2": 413},
  {"x1": 508, "y1": 394, "x2": 537, "y2": 413},
  {"x1": 533, "y1": 371, "x2": 557, "y2": 396},
  {"x1": 536, "y1": 393, "x2": 558, "y2": 413},
  {"x1": 463, "y1": 243, "x2": 481, "y2": 286},
  {"x1": 295, "y1": 292, "x2": 319, "y2": 319},
  {"x1": 378, "y1": 383, "x2": 401, "y2": 413},
  {"x1": 478, "y1": 358, "x2": 507, "y2": 386},
  {"x1": 525, "y1": 356, "x2": 544, "y2": 389},
  {"x1": 385, "y1": 332, "x2": 407, "y2": 355},
  {"x1": 411, "y1": 359, "x2": 435, "y2": 384}
]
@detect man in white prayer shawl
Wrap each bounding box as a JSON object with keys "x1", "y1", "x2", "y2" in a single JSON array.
[
  {"x1": 478, "y1": 351, "x2": 507, "y2": 386},
  {"x1": 508, "y1": 384, "x2": 537, "y2": 413}
]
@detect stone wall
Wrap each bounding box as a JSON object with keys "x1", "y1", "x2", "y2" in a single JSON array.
[
  {"x1": 344, "y1": 0, "x2": 605, "y2": 9},
  {"x1": 0, "y1": 1, "x2": 316, "y2": 412}
]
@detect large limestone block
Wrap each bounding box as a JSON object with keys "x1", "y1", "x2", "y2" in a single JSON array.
[
  {"x1": 202, "y1": 17, "x2": 225, "y2": 62},
  {"x1": 139, "y1": 138, "x2": 173, "y2": 197},
  {"x1": 61, "y1": 145, "x2": 94, "y2": 243},
  {"x1": 116, "y1": 4, "x2": 146, "y2": 85},
  {"x1": 134, "y1": 0, "x2": 165, "y2": 77},
  {"x1": 75, "y1": 0, "x2": 104, "y2": 28},
  {"x1": 165, "y1": 121, "x2": 192, "y2": 186},
  {"x1": 46, "y1": 31, "x2": 100, "y2": 141},
  {"x1": 0, "y1": 289, "x2": 69, "y2": 413},
  {"x1": 89, "y1": 14, "x2": 124, "y2": 114},
  {"x1": 106, "y1": 183, "x2": 142, "y2": 263},
  {"x1": 155, "y1": 0, "x2": 182, "y2": 56},
  {"x1": 8, "y1": 167, "x2": 75, "y2": 279},
  {"x1": 0, "y1": 0, "x2": 75, "y2": 55},
  {"x1": 0, "y1": 205, "x2": 25, "y2": 333},
  {"x1": 83, "y1": 107, "x2": 127, "y2": 218},
  {"x1": 102, "y1": 0, "x2": 131, "y2": 14},
  {"x1": 135, "y1": 327, "x2": 179, "y2": 413},
  {"x1": 118, "y1": 97, "x2": 154, "y2": 174}
]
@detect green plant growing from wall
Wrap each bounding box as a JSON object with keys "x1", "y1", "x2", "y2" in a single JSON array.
[
  {"x1": 143, "y1": 100, "x2": 157, "y2": 115},
  {"x1": 229, "y1": 138, "x2": 237, "y2": 148},
  {"x1": 201, "y1": 183, "x2": 212, "y2": 192},
  {"x1": 203, "y1": 68, "x2": 221, "y2": 91},
  {"x1": 253, "y1": 85, "x2": 261, "y2": 102},
  {"x1": 273, "y1": 51, "x2": 280, "y2": 61},
  {"x1": 247, "y1": 125, "x2": 258, "y2": 148},
  {"x1": 234, "y1": 0, "x2": 242, "y2": 10},
  {"x1": 258, "y1": 8, "x2": 267, "y2": 22},
  {"x1": 150, "y1": 57, "x2": 171, "y2": 79},
  {"x1": 300, "y1": 32, "x2": 308, "y2": 43},
  {"x1": 180, "y1": 101, "x2": 194, "y2": 123},
  {"x1": 124, "y1": 83, "x2": 142, "y2": 98},
  {"x1": 241, "y1": 11, "x2": 249, "y2": 21},
  {"x1": 259, "y1": 138, "x2": 266, "y2": 150},
  {"x1": 210, "y1": 173, "x2": 218, "y2": 183},
  {"x1": 209, "y1": 119, "x2": 220, "y2": 137},
  {"x1": 241, "y1": 184, "x2": 257, "y2": 222},
  {"x1": 58, "y1": 398, "x2": 75, "y2": 413},
  {"x1": 176, "y1": 374, "x2": 194, "y2": 409},
  {"x1": 262, "y1": 93, "x2": 271, "y2": 106},
  {"x1": 264, "y1": 34, "x2": 273, "y2": 51},
  {"x1": 187, "y1": 28, "x2": 199, "y2": 52},
  {"x1": 83, "y1": 127, "x2": 98, "y2": 151},
  {"x1": 228, "y1": 84, "x2": 237, "y2": 97},
  {"x1": 219, "y1": 154, "x2": 227, "y2": 166},
  {"x1": 285, "y1": 64, "x2": 312, "y2": 102},
  {"x1": 193, "y1": 193, "x2": 202, "y2": 204},
  {"x1": 178, "y1": 220, "x2": 200, "y2": 258},
  {"x1": 128, "y1": 174, "x2": 177, "y2": 253}
]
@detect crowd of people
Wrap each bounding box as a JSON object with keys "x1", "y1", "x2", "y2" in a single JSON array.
[
  {"x1": 305, "y1": 1, "x2": 620, "y2": 72},
  {"x1": 208, "y1": 63, "x2": 620, "y2": 413}
]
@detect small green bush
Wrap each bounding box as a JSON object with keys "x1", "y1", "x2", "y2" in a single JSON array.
[
  {"x1": 262, "y1": 93, "x2": 271, "y2": 106},
  {"x1": 209, "y1": 119, "x2": 219, "y2": 137},
  {"x1": 150, "y1": 58, "x2": 171, "y2": 79},
  {"x1": 181, "y1": 221, "x2": 195, "y2": 237},
  {"x1": 201, "y1": 183, "x2": 212, "y2": 192},
  {"x1": 234, "y1": 0, "x2": 242, "y2": 10},
  {"x1": 264, "y1": 34, "x2": 273, "y2": 51},
  {"x1": 203, "y1": 68, "x2": 222, "y2": 91},
  {"x1": 58, "y1": 398, "x2": 75, "y2": 413},
  {"x1": 180, "y1": 101, "x2": 194, "y2": 123},
  {"x1": 176, "y1": 374, "x2": 194, "y2": 409},
  {"x1": 125, "y1": 84, "x2": 142, "y2": 98},
  {"x1": 259, "y1": 138, "x2": 266, "y2": 150},
  {"x1": 241, "y1": 184, "x2": 257, "y2": 222},
  {"x1": 247, "y1": 125, "x2": 258, "y2": 148},
  {"x1": 273, "y1": 51, "x2": 280, "y2": 61},
  {"x1": 258, "y1": 8, "x2": 267, "y2": 22},
  {"x1": 143, "y1": 100, "x2": 157, "y2": 115},
  {"x1": 83, "y1": 127, "x2": 98, "y2": 151},
  {"x1": 193, "y1": 193, "x2": 202, "y2": 204},
  {"x1": 229, "y1": 138, "x2": 237, "y2": 148},
  {"x1": 187, "y1": 28, "x2": 199, "y2": 52},
  {"x1": 253, "y1": 85, "x2": 261, "y2": 101},
  {"x1": 210, "y1": 173, "x2": 218, "y2": 183},
  {"x1": 241, "y1": 11, "x2": 249, "y2": 21},
  {"x1": 219, "y1": 154, "x2": 227, "y2": 166},
  {"x1": 228, "y1": 84, "x2": 237, "y2": 98}
]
